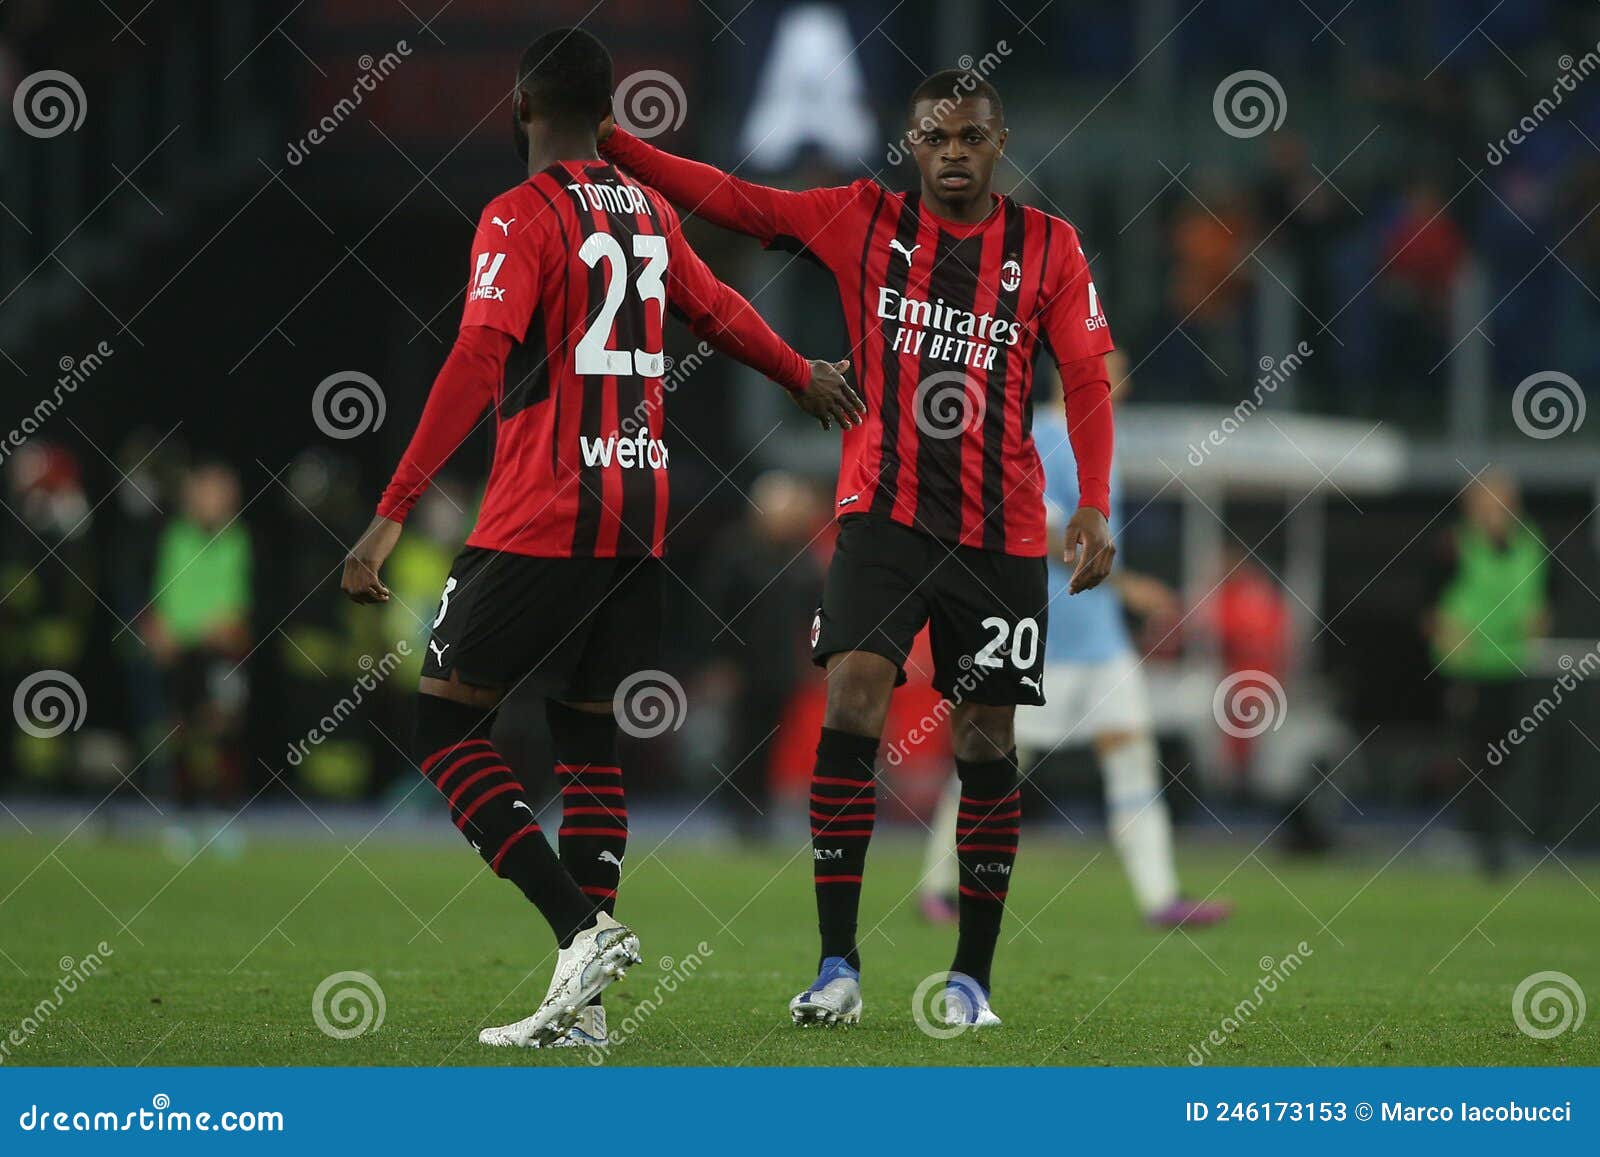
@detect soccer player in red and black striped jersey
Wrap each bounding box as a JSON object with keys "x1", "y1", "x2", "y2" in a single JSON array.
[
  {"x1": 602, "y1": 69, "x2": 1116, "y2": 1029},
  {"x1": 340, "y1": 28, "x2": 861, "y2": 1050}
]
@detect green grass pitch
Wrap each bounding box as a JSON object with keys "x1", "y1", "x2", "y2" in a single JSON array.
[{"x1": 2, "y1": 829, "x2": 1596, "y2": 1066}]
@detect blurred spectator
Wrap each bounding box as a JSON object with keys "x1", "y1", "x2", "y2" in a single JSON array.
[
  {"x1": 1167, "y1": 172, "x2": 1256, "y2": 384},
  {"x1": 1215, "y1": 556, "x2": 1290, "y2": 683},
  {"x1": 270, "y1": 450, "x2": 464, "y2": 801},
  {"x1": 277, "y1": 449, "x2": 375, "y2": 799},
  {"x1": 1199, "y1": 547, "x2": 1292, "y2": 764},
  {"x1": 1552, "y1": 158, "x2": 1600, "y2": 386},
  {"x1": 1199, "y1": 546, "x2": 1337, "y2": 850},
  {"x1": 1378, "y1": 178, "x2": 1467, "y2": 383},
  {"x1": 108, "y1": 430, "x2": 188, "y2": 798},
  {"x1": 1, "y1": 443, "x2": 94, "y2": 790},
  {"x1": 701, "y1": 471, "x2": 828, "y2": 841},
  {"x1": 1425, "y1": 469, "x2": 1548, "y2": 876},
  {"x1": 142, "y1": 462, "x2": 253, "y2": 843},
  {"x1": 1257, "y1": 134, "x2": 1355, "y2": 393}
]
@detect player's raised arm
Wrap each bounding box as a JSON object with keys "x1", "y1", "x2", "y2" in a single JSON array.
[
  {"x1": 656, "y1": 195, "x2": 864, "y2": 430},
  {"x1": 601, "y1": 119, "x2": 856, "y2": 252}
]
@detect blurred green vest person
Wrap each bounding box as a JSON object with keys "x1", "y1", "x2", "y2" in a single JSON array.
[
  {"x1": 1432, "y1": 521, "x2": 1546, "y2": 680},
  {"x1": 153, "y1": 518, "x2": 252, "y2": 644},
  {"x1": 1427, "y1": 469, "x2": 1548, "y2": 684}
]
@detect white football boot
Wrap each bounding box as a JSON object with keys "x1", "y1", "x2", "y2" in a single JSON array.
[
  {"x1": 943, "y1": 971, "x2": 1002, "y2": 1029},
  {"x1": 547, "y1": 1005, "x2": 608, "y2": 1048},
  {"x1": 479, "y1": 913, "x2": 640, "y2": 1048},
  {"x1": 789, "y1": 956, "x2": 863, "y2": 1027}
]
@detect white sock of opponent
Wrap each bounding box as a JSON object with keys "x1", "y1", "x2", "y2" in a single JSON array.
[
  {"x1": 1099, "y1": 735, "x2": 1179, "y2": 915},
  {"x1": 921, "y1": 773, "x2": 962, "y2": 898}
]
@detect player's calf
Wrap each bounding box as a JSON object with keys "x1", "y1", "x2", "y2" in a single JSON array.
[
  {"x1": 414, "y1": 691, "x2": 594, "y2": 947},
  {"x1": 788, "y1": 724, "x2": 879, "y2": 1029},
  {"x1": 548, "y1": 699, "x2": 628, "y2": 920},
  {"x1": 808, "y1": 727, "x2": 879, "y2": 973},
  {"x1": 549, "y1": 698, "x2": 628, "y2": 1012},
  {"x1": 948, "y1": 742, "x2": 1022, "y2": 998}
]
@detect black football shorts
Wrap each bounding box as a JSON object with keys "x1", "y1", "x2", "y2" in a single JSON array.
[
  {"x1": 811, "y1": 514, "x2": 1049, "y2": 706},
  {"x1": 421, "y1": 547, "x2": 662, "y2": 702}
]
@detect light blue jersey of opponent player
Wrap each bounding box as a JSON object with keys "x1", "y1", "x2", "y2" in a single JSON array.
[{"x1": 1035, "y1": 409, "x2": 1131, "y2": 665}]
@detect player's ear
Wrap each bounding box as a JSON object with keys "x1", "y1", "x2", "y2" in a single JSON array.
[
  {"x1": 511, "y1": 89, "x2": 531, "y2": 162},
  {"x1": 995, "y1": 126, "x2": 1009, "y2": 154}
]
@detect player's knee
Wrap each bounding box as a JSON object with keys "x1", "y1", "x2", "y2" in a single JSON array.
[
  {"x1": 419, "y1": 673, "x2": 502, "y2": 712},
  {"x1": 822, "y1": 672, "x2": 893, "y2": 737},
  {"x1": 951, "y1": 706, "x2": 1015, "y2": 762},
  {"x1": 547, "y1": 697, "x2": 620, "y2": 761}
]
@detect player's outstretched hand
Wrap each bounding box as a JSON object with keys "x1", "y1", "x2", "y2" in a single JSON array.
[
  {"x1": 341, "y1": 515, "x2": 403, "y2": 604},
  {"x1": 1064, "y1": 506, "x2": 1115, "y2": 594},
  {"x1": 792, "y1": 359, "x2": 865, "y2": 431},
  {"x1": 597, "y1": 113, "x2": 615, "y2": 143}
]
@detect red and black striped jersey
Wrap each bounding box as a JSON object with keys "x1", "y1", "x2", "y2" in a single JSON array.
[
  {"x1": 603, "y1": 129, "x2": 1115, "y2": 557},
  {"x1": 378, "y1": 160, "x2": 810, "y2": 557}
]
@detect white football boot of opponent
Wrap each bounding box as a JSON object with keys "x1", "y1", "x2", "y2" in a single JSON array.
[
  {"x1": 479, "y1": 913, "x2": 640, "y2": 1048},
  {"x1": 943, "y1": 972, "x2": 1002, "y2": 1029},
  {"x1": 789, "y1": 955, "x2": 863, "y2": 1027}
]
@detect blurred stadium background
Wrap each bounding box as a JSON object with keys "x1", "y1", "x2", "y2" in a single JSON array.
[{"x1": 5, "y1": 0, "x2": 1600, "y2": 877}]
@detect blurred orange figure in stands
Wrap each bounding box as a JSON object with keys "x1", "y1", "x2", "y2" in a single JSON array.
[{"x1": 1208, "y1": 546, "x2": 1291, "y2": 771}]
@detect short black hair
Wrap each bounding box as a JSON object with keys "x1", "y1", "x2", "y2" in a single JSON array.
[
  {"x1": 907, "y1": 68, "x2": 1004, "y2": 125},
  {"x1": 517, "y1": 27, "x2": 612, "y2": 126}
]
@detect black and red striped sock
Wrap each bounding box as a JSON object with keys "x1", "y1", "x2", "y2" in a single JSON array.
[
  {"x1": 547, "y1": 700, "x2": 627, "y2": 918},
  {"x1": 810, "y1": 727, "x2": 879, "y2": 973},
  {"x1": 414, "y1": 693, "x2": 593, "y2": 947},
  {"x1": 950, "y1": 750, "x2": 1021, "y2": 992}
]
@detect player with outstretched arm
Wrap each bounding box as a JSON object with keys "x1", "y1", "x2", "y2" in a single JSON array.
[
  {"x1": 602, "y1": 69, "x2": 1115, "y2": 1030},
  {"x1": 339, "y1": 28, "x2": 861, "y2": 1050}
]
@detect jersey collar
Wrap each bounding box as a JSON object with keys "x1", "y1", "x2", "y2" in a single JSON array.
[{"x1": 913, "y1": 190, "x2": 1007, "y2": 238}]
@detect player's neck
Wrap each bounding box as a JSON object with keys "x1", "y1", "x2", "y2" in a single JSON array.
[
  {"x1": 920, "y1": 183, "x2": 997, "y2": 225},
  {"x1": 524, "y1": 128, "x2": 600, "y2": 174}
]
